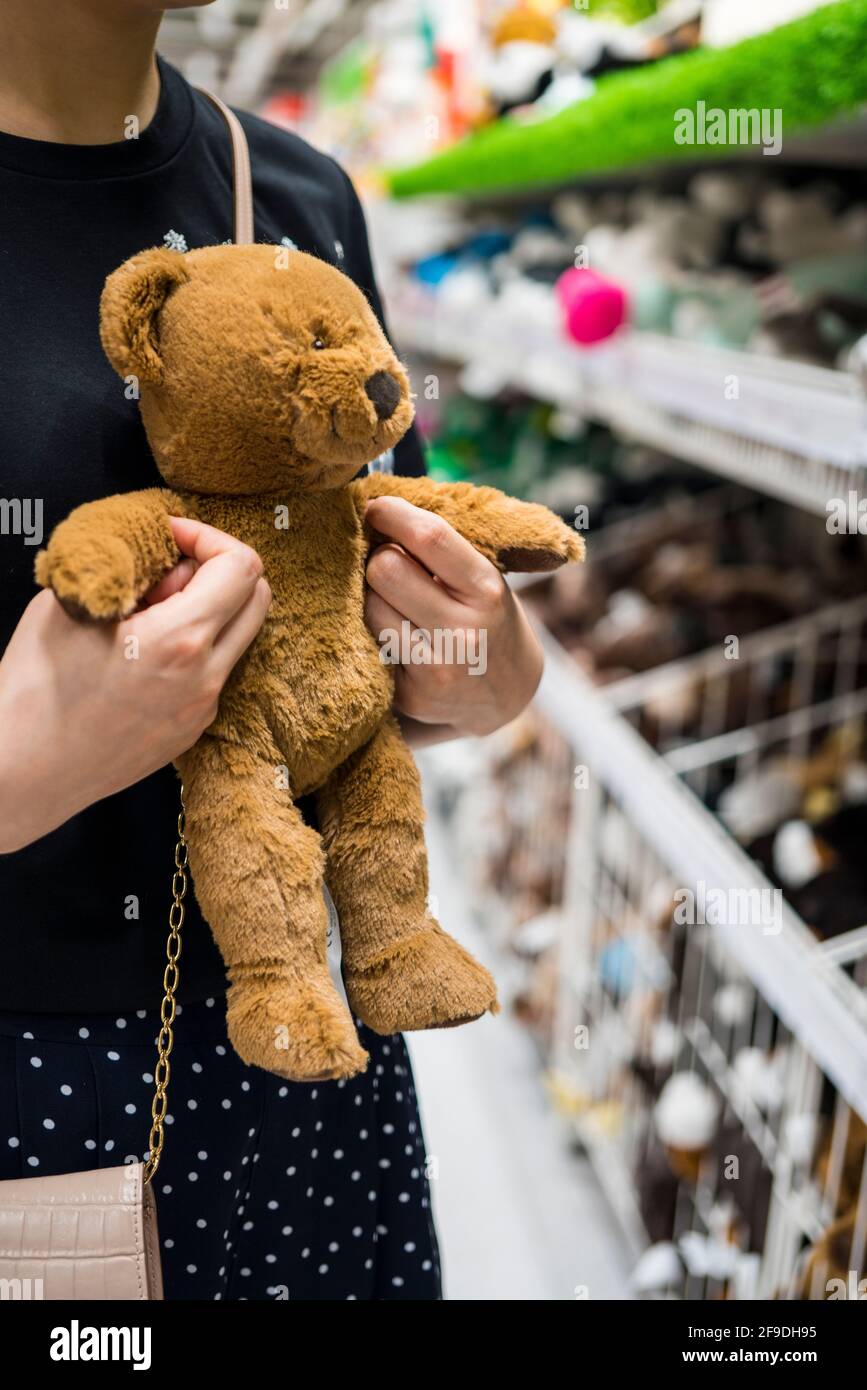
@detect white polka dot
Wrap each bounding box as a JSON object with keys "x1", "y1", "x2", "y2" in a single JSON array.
[
  {"x1": 350, "y1": 1171, "x2": 361, "y2": 1181},
  {"x1": 205, "y1": 997, "x2": 215, "y2": 1008},
  {"x1": 186, "y1": 1264, "x2": 197, "y2": 1274},
  {"x1": 105, "y1": 1140, "x2": 115, "y2": 1152},
  {"x1": 328, "y1": 1242, "x2": 339, "y2": 1253},
  {"x1": 267, "y1": 1200, "x2": 278, "y2": 1210},
  {"x1": 242, "y1": 1221, "x2": 253, "y2": 1231},
  {"x1": 188, "y1": 1172, "x2": 198, "y2": 1182},
  {"x1": 318, "y1": 1264, "x2": 328, "y2": 1275},
  {"x1": 306, "y1": 1186, "x2": 313, "y2": 1198},
  {"x1": 282, "y1": 1226, "x2": 293, "y2": 1236},
  {"x1": 22, "y1": 1031, "x2": 33, "y2": 1039},
  {"x1": 383, "y1": 1124, "x2": 394, "y2": 1135},
  {"x1": 398, "y1": 1192, "x2": 410, "y2": 1203},
  {"x1": 314, "y1": 1121, "x2": 323, "y2": 1132},
  {"x1": 266, "y1": 1254, "x2": 277, "y2": 1263},
  {"x1": 136, "y1": 1010, "x2": 147, "y2": 1019},
  {"x1": 301, "y1": 1248, "x2": 310, "y2": 1259},
  {"x1": 248, "y1": 1127, "x2": 256, "y2": 1138},
  {"x1": 142, "y1": 1073, "x2": 153, "y2": 1084},
  {"x1": 84, "y1": 1139, "x2": 96, "y2": 1150},
  {"x1": 422, "y1": 1260, "x2": 432, "y2": 1271},
  {"x1": 7, "y1": 1137, "x2": 20, "y2": 1148},
  {"x1": 359, "y1": 1129, "x2": 368, "y2": 1140},
  {"x1": 364, "y1": 1259, "x2": 373, "y2": 1270},
  {"x1": 404, "y1": 1242, "x2": 416, "y2": 1253},
  {"x1": 43, "y1": 1118, "x2": 55, "y2": 1130},
  {"x1": 311, "y1": 1149, "x2": 318, "y2": 1160},
  {"x1": 197, "y1": 1150, "x2": 208, "y2": 1161},
  {"x1": 27, "y1": 1156, "x2": 39, "y2": 1167},
  {"x1": 378, "y1": 1158, "x2": 390, "y2": 1169},
  {"x1": 163, "y1": 1185, "x2": 173, "y2": 1195},
  {"x1": 116, "y1": 1018, "x2": 127, "y2": 1029},
  {"x1": 29, "y1": 1057, "x2": 42, "y2": 1069},
  {"x1": 278, "y1": 1086, "x2": 288, "y2": 1098},
  {"x1": 352, "y1": 1226, "x2": 362, "y2": 1238},
  {"x1": 311, "y1": 1090, "x2": 318, "y2": 1100},
  {"x1": 164, "y1": 1239, "x2": 174, "y2": 1249},
  {"x1": 392, "y1": 1276, "x2": 404, "y2": 1288},
  {"x1": 215, "y1": 1046, "x2": 226, "y2": 1056},
  {"x1": 60, "y1": 1084, "x2": 72, "y2": 1096},
  {"x1": 221, "y1": 1099, "x2": 232, "y2": 1109},
  {"x1": 125, "y1": 1104, "x2": 136, "y2": 1115},
  {"x1": 107, "y1": 1051, "x2": 119, "y2": 1061},
  {"x1": 241, "y1": 1081, "x2": 250, "y2": 1091},
  {"x1": 79, "y1": 1028, "x2": 89, "y2": 1039},
  {"x1": 164, "y1": 1114, "x2": 174, "y2": 1125},
  {"x1": 286, "y1": 1166, "x2": 296, "y2": 1176},
  {"x1": 223, "y1": 1170, "x2": 232, "y2": 1181},
  {"x1": 187, "y1": 1099, "x2": 198, "y2": 1111},
  {"x1": 291, "y1": 1127, "x2": 300, "y2": 1139},
  {"x1": 192, "y1": 1062, "x2": 203, "y2": 1074},
  {"x1": 240, "y1": 1267, "x2": 251, "y2": 1277},
  {"x1": 196, "y1": 1219, "x2": 207, "y2": 1229},
  {"x1": 323, "y1": 1195, "x2": 334, "y2": 1207}
]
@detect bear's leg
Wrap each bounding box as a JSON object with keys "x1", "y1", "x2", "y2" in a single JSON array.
[
  {"x1": 176, "y1": 735, "x2": 369, "y2": 1082},
  {"x1": 316, "y1": 713, "x2": 498, "y2": 1034}
]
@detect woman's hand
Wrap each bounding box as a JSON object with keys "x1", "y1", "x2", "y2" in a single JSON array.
[
  {"x1": 364, "y1": 495, "x2": 544, "y2": 747},
  {"x1": 0, "y1": 517, "x2": 271, "y2": 853}
]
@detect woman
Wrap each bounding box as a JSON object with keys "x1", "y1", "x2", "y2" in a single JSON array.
[{"x1": 0, "y1": 0, "x2": 544, "y2": 1301}]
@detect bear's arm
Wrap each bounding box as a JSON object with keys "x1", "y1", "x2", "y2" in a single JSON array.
[
  {"x1": 350, "y1": 473, "x2": 584, "y2": 573},
  {"x1": 35, "y1": 487, "x2": 184, "y2": 621}
]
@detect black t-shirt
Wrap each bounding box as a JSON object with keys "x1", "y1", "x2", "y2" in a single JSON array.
[{"x1": 0, "y1": 58, "x2": 424, "y2": 1013}]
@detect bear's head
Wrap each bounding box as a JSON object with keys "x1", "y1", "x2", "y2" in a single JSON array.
[{"x1": 100, "y1": 243, "x2": 415, "y2": 495}]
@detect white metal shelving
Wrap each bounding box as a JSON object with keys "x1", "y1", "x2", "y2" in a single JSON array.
[{"x1": 389, "y1": 281, "x2": 867, "y2": 516}]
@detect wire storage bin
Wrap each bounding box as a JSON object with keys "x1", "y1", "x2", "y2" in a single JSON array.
[{"x1": 425, "y1": 602, "x2": 867, "y2": 1300}]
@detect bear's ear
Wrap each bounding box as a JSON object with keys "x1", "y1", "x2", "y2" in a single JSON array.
[{"x1": 99, "y1": 247, "x2": 190, "y2": 385}]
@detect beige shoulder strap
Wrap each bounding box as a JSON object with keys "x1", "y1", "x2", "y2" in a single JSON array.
[{"x1": 197, "y1": 87, "x2": 255, "y2": 245}]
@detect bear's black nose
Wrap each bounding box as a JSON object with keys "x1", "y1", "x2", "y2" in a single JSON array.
[{"x1": 364, "y1": 370, "x2": 401, "y2": 422}]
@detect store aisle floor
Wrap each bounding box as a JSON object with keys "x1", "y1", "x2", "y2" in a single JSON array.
[{"x1": 406, "y1": 773, "x2": 633, "y2": 1301}]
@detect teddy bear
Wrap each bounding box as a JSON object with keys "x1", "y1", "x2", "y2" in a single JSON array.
[{"x1": 36, "y1": 242, "x2": 584, "y2": 1083}]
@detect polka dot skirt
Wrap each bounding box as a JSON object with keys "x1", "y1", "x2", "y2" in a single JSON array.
[{"x1": 0, "y1": 999, "x2": 441, "y2": 1300}]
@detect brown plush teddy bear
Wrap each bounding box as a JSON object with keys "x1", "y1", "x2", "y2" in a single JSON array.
[{"x1": 36, "y1": 243, "x2": 583, "y2": 1082}]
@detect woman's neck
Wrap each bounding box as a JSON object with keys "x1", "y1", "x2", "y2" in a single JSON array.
[{"x1": 0, "y1": 1, "x2": 162, "y2": 144}]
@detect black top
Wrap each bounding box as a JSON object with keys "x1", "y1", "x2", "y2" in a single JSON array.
[{"x1": 0, "y1": 58, "x2": 424, "y2": 1013}]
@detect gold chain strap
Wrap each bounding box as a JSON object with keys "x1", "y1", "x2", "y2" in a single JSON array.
[{"x1": 143, "y1": 788, "x2": 188, "y2": 1185}]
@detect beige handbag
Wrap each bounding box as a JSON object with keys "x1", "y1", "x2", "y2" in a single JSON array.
[
  {"x1": 0, "y1": 794, "x2": 188, "y2": 1300},
  {"x1": 0, "y1": 87, "x2": 257, "y2": 1303}
]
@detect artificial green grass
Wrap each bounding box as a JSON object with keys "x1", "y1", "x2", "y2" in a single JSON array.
[{"x1": 387, "y1": 0, "x2": 867, "y2": 199}]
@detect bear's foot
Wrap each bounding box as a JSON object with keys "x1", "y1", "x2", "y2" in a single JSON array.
[
  {"x1": 344, "y1": 923, "x2": 499, "y2": 1035},
  {"x1": 227, "y1": 973, "x2": 369, "y2": 1082}
]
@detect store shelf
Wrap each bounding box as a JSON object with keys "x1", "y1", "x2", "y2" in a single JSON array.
[
  {"x1": 389, "y1": 282, "x2": 867, "y2": 513},
  {"x1": 534, "y1": 629, "x2": 867, "y2": 1122},
  {"x1": 387, "y1": 1, "x2": 867, "y2": 199}
]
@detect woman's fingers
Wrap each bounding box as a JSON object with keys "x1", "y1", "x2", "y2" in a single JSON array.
[
  {"x1": 364, "y1": 589, "x2": 406, "y2": 646},
  {"x1": 149, "y1": 516, "x2": 264, "y2": 635},
  {"x1": 139, "y1": 557, "x2": 198, "y2": 608},
  {"x1": 366, "y1": 543, "x2": 455, "y2": 631},
  {"x1": 364, "y1": 496, "x2": 495, "y2": 601},
  {"x1": 211, "y1": 576, "x2": 272, "y2": 673}
]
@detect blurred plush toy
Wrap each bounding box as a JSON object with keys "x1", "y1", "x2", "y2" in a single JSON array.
[{"x1": 37, "y1": 243, "x2": 583, "y2": 1083}]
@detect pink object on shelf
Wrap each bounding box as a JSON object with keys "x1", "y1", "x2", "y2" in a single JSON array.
[{"x1": 556, "y1": 267, "x2": 629, "y2": 346}]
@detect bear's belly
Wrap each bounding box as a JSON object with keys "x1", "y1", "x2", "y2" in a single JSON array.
[
  {"x1": 180, "y1": 489, "x2": 394, "y2": 794},
  {"x1": 217, "y1": 594, "x2": 394, "y2": 796}
]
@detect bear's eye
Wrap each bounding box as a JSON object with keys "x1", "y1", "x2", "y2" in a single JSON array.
[{"x1": 312, "y1": 337, "x2": 327, "y2": 351}]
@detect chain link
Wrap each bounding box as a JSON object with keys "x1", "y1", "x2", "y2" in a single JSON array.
[{"x1": 143, "y1": 789, "x2": 187, "y2": 1185}]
